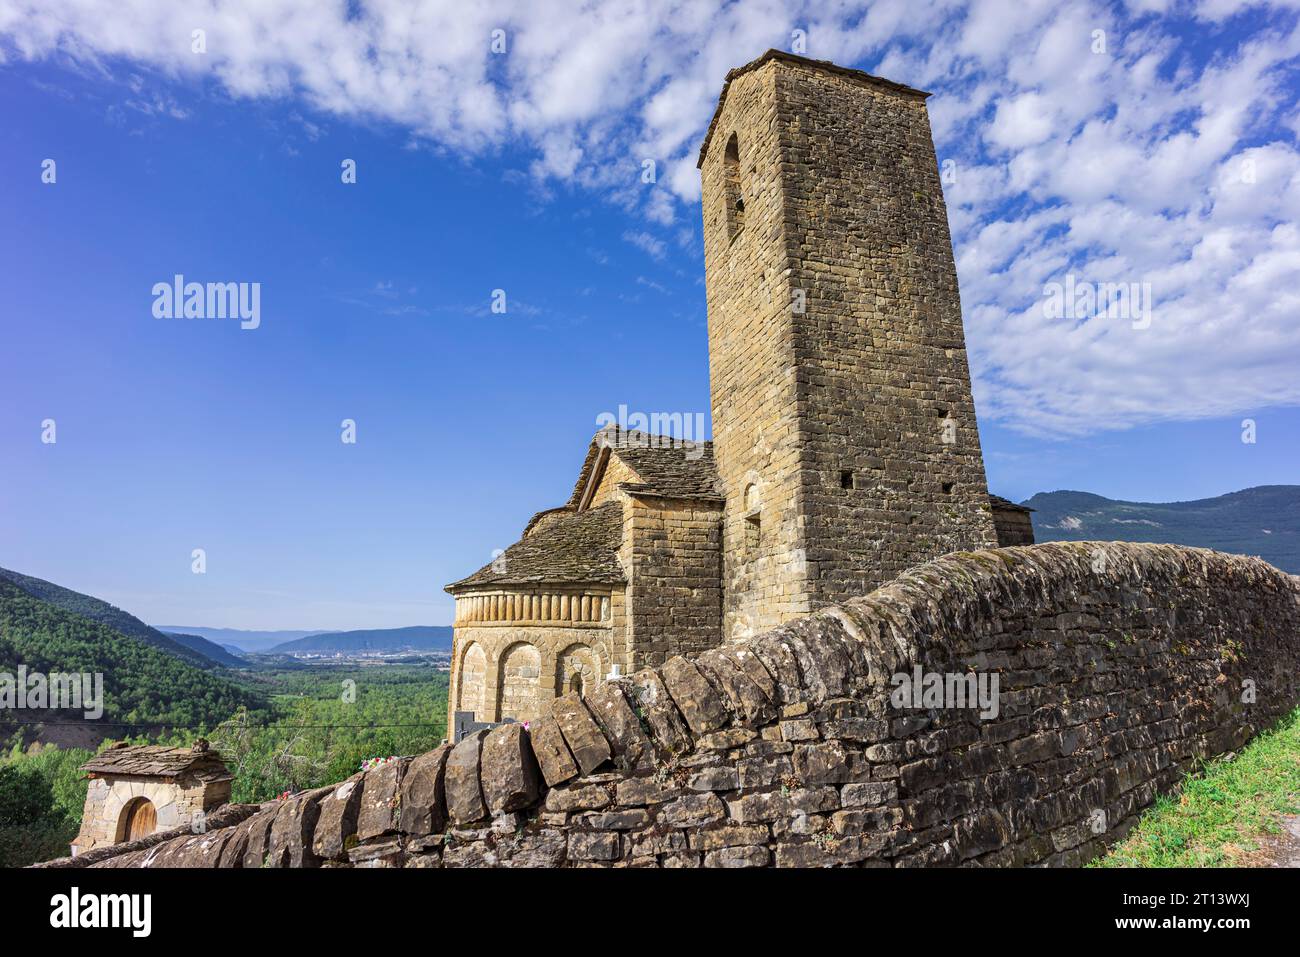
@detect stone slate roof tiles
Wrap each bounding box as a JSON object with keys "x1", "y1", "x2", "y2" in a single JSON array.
[
  {"x1": 81, "y1": 743, "x2": 232, "y2": 781},
  {"x1": 447, "y1": 428, "x2": 720, "y2": 593},
  {"x1": 567, "y1": 427, "x2": 721, "y2": 507},
  {"x1": 446, "y1": 500, "x2": 626, "y2": 591},
  {"x1": 989, "y1": 494, "x2": 1034, "y2": 514},
  {"x1": 606, "y1": 436, "x2": 722, "y2": 502}
]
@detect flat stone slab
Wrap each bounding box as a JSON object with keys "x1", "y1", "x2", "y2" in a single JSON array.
[
  {"x1": 552, "y1": 692, "x2": 612, "y2": 775},
  {"x1": 529, "y1": 715, "x2": 580, "y2": 787},
  {"x1": 481, "y1": 724, "x2": 541, "y2": 814},
  {"x1": 445, "y1": 729, "x2": 490, "y2": 825}
]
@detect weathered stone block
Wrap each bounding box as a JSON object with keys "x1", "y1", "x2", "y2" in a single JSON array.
[
  {"x1": 568, "y1": 831, "x2": 620, "y2": 862},
  {"x1": 544, "y1": 783, "x2": 612, "y2": 813},
  {"x1": 528, "y1": 715, "x2": 580, "y2": 788},
  {"x1": 445, "y1": 729, "x2": 489, "y2": 825},
  {"x1": 660, "y1": 656, "x2": 728, "y2": 734},
  {"x1": 313, "y1": 775, "x2": 364, "y2": 860},
  {"x1": 659, "y1": 792, "x2": 726, "y2": 827},
  {"x1": 628, "y1": 668, "x2": 693, "y2": 758},
  {"x1": 398, "y1": 745, "x2": 450, "y2": 837},
  {"x1": 688, "y1": 766, "x2": 739, "y2": 791},
  {"x1": 687, "y1": 824, "x2": 770, "y2": 851},
  {"x1": 481, "y1": 724, "x2": 541, "y2": 814},
  {"x1": 584, "y1": 679, "x2": 654, "y2": 772},
  {"x1": 793, "y1": 741, "x2": 851, "y2": 785},
  {"x1": 552, "y1": 692, "x2": 613, "y2": 775},
  {"x1": 704, "y1": 845, "x2": 769, "y2": 868},
  {"x1": 356, "y1": 757, "x2": 409, "y2": 840}
]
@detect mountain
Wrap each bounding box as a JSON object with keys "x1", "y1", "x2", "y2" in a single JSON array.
[
  {"x1": 0, "y1": 567, "x2": 237, "y2": 669},
  {"x1": 161, "y1": 632, "x2": 245, "y2": 668},
  {"x1": 0, "y1": 578, "x2": 266, "y2": 735},
  {"x1": 1026, "y1": 485, "x2": 1300, "y2": 574},
  {"x1": 155, "y1": 626, "x2": 321, "y2": 654},
  {"x1": 267, "y1": 625, "x2": 454, "y2": 656}
]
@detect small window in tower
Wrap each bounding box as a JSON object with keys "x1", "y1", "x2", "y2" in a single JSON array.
[
  {"x1": 723, "y1": 133, "x2": 745, "y2": 239},
  {"x1": 745, "y1": 512, "x2": 761, "y2": 553},
  {"x1": 841, "y1": 469, "x2": 854, "y2": 489},
  {"x1": 942, "y1": 481, "x2": 955, "y2": 494}
]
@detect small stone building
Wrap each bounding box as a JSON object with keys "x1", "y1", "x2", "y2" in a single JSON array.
[
  {"x1": 445, "y1": 50, "x2": 1034, "y2": 733},
  {"x1": 72, "y1": 742, "x2": 232, "y2": 855},
  {"x1": 990, "y1": 495, "x2": 1036, "y2": 546}
]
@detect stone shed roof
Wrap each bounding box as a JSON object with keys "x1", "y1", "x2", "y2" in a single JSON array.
[
  {"x1": 81, "y1": 743, "x2": 232, "y2": 782},
  {"x1": 568, "y1": 427, "x2": 722, "y2": 507},
  {"x1": 989, "y1": 494, "x2": 1034, "y2": 514},
  {"x1": 698, "y1": 49, "x2": 930, "y2": 167},
  {"x1": 445, "y1": 500, "x2": 626, "y2": 592}
]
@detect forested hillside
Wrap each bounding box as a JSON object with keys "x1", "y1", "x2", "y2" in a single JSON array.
[
  {"x1": 1027, "y1": 485, "x2": 1300, "y2": 573},
  {"x1": 0, "y1": 579, "x2": 266, "y2": 731},
  {"x1": 0, "y1": 566, "x2": 237, "y2": 668}
]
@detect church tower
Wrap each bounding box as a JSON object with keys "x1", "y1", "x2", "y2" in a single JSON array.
[{"x1": 698, "y1": 51, "x2": 998, "y2": 641}]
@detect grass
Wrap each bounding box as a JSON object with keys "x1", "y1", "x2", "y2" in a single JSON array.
[{"x1": 1095, "y1": 706, "x2": 1300, "y2": 867}]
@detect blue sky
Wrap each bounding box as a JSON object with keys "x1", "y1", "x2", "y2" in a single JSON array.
[{"x1": 1, "y1": 0, "x2": 1297, "y2": 629}]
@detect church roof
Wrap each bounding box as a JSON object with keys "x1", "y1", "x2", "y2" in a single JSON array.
[
  {"x1": 445, "y1": 500, "x2": 627, "y2": 592},
  {"x1": 989, "y1": 494, "x2": 1034, "y2": 514},
  {"x1": 81, "y1": 743, "x2": 232, "y2": 781},
  {"x1": 446, "y1": 429, "x2": 722, "y2": 594},
  {"x1": 567, "y1": 427, "x2": 722, "y2": 507}
]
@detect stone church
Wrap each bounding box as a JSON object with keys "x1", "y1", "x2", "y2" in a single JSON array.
[{"x1": 445, "y1": 50, "x2": 1031, "y2": 733}]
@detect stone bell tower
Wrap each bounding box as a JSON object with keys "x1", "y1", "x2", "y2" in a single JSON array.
[{"x1": 698, "y1": 50, "x2": 998, "y2": 641}]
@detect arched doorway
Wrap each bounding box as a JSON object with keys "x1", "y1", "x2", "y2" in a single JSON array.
[{"x1": 118, "y1": 797, "x2": 157, "y2": 842}]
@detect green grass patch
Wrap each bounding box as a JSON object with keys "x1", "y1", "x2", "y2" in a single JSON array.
[{"x1": 1096, "y1": 706, "x2": 1300, "y2": 867}]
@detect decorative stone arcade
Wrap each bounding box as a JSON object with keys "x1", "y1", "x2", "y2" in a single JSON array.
[{"x1": 448, "y1": 587, "x2": 613, "y2": 729}]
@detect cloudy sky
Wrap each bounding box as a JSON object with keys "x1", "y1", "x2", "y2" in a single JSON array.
[{"x1": 1, "y1": 0, "x2": 1297, "y2": 629}]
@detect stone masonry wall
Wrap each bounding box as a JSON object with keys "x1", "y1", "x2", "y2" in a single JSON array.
[
  {"x1": 68, "y1": 543, "x2": 1300, "y2": 869},
  {"x1": 74, "y1": 775, "x2": 230, "y2": 853},
  {"x1": 623, "y1": 493, "x2": 724, "y2": 671},
  {"x1": 449, "y1": 617, "x2": 613, "y2": 726},
  {"x1": 699, "y1": 53, "x2": 997, "y2": 643},
  {"x1": 773, "y1": 58, "x2": 999, "y2": 604}
]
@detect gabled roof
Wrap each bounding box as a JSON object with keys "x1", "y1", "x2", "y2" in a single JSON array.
[
  {"x1": 81, "y1": 743, "x2": 232, "y2": 782},
  {"x1": 445, "y1": 500, "x2": 626, "y2": 593},
  {"x1": 697, "y1": 49, "x2": 930, "y2": 168},
  {"x1": 568, "y1": 427, "x2": 722, "y2": 508},
  {"x1": 445, "y1": 428, "x2": 722, "y2": 594},
  {"x1": 989, "y1": 494, "x2": 1034, "y2": 514}
]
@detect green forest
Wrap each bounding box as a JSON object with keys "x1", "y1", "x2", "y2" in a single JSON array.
[
  {"x1": 0, "y1": 579, "x2": 265, "y2": 728},
  {"x1": 0, "y1": 665, "x2": 448, "y2": 867},
  {"x1": 0, "y1": 572, "x2": 449, "y2": 867}
]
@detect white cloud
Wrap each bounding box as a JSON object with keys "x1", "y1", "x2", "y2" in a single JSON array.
[
  {"x1": 622, "y1": 229, "x2": 667, "y2": 260},
  {"x1": 2, "y1": 0, "x2": 1299, "y2": 437}
]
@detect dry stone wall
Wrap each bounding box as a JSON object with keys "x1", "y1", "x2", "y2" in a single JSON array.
[{"x1": 59, "y1": 543, "x2": 1300, "y2": 869}]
